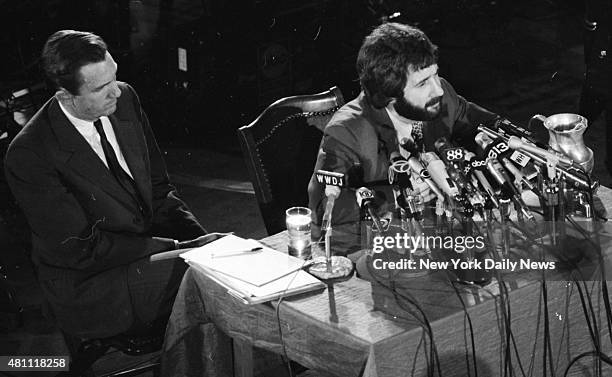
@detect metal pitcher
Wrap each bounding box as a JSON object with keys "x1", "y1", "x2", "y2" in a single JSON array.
[{"x1": 529, "y1": 113, "x2": 593, "y2": 173}]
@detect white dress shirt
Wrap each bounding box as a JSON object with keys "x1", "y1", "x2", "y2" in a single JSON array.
[{"x1": 58, "y1": 101, "x2": 134, "y2": 179}]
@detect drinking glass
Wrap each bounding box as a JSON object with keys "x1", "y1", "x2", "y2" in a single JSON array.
[{"x1": 286, "y1": 207, "x2": 312, "y2": 259}]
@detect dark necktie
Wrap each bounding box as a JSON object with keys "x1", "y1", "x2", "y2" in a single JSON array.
[{"x1": 94, "y1": 119, "x2": 145, "y2": 214}]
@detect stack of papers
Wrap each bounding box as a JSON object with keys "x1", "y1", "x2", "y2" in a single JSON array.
[{"x1": 180, "y1": 235, "x2": 325, "y2": 304}]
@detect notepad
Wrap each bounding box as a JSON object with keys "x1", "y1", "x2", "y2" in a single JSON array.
[{"x1": 180, "y1": 235, "x2": 325, "y2": 304}]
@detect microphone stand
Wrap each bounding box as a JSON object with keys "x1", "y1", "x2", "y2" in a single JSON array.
[
  {"x1": 445, "y1": 199, "x2": 456, "y2": 236},
  {"x1": 485, "y1": 204, "x2": 498, "y2": 259},
  {"x1": 498, "y1": 198, "x2": 512, "y2": 257},
  {"x1": 308, "y1": 194, "x2": 354, "y2": 281},
  {"x1": 324, "y1": 224, "x2": 333, "y2": 273},
  {"x1": 360, "y1": 205, "x2": 376, "y2": 256},
  {"x1": 406, "y1": 194, "x2": 429, "y2": 256},
  {"x1": 434, "y1": 199, "x2": 446, "y2": 236},
  {"x1": 541, "y1": 154, "x2": 562, "y2": 246}
]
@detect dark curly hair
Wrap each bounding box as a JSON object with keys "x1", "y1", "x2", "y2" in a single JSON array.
[
  {"x1": 356, "y1": 23, "x2": 439, "y2": 108},
  {"x1": 42, "y1": 30, "x2": 108, "y2": 95}
]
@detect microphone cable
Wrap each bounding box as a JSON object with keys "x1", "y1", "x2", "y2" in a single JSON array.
[
  {"x1": 274, "y1": 256, "x2": 317, "y2": 377},
  {"x1": 449, "y1": 271, "x2": 529, "y2": 377},
  {"x1": 512, "y1": 210, "x2": 612, "y2": 376},
  {"x1": 585, "y1": 173, "x2": 608, "y2": 222},
  {"x1": 390, "y1": 290, "x2": 441, "y2": 377},
  {"x1": 477, "y1": 221, "x2": 514, "y2": 377},
  {"x1": 364, "y1": 254, "x2": 442, "y2": 377},
  {"x1": 449, "y1": 216, "x2": 527, "y2": 377},
  {"x1": 448, "y1": 279, "x2": 479, "y2": 377},
  {"x1": 478, "y1": 218, "x2": 520, "y2": 377},
  {"x1": 501, "y1": 213, "x2": 557, "y2": 377},
  {"x1": 562, "y1": 351, "x2": 612, "y2": 377},
  {"x1": 442, "y1": 204, "x2": 521, "y2": 376},
  {"x1": 564, "y1": 199, "x2": 612, "y2": 346},
  {"x1": 563, "y1": 214, "x2": 612, "y2": 375},
  {"x1": 568, "y1": 195, "x2": 612, "y2": 349},
  {"x1": 556, "y1": 230, "x2": 608, "y2": 376}
]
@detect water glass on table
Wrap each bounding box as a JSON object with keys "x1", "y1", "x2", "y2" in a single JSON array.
[{"x1": 285, "y1": 206, "x2": 312, "y2": 259}]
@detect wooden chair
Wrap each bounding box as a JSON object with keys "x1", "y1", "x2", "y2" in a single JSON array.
[{"x1": 237, "y1": 87, "x2": 345, "y2": 235}]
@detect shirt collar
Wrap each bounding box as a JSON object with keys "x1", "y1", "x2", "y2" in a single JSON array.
[
  {"x1": 385, "y1": 103, "x2": 424, "y2": 158},
  {"x1": 385, "y1": 104, "x2": 424, "y2": 139},
  {"x1": 385, "y1": 103, "x2": 422, "y2": 129},
  {"x1": 57, "y1": 100, "x2": 104, "y2": 136}
]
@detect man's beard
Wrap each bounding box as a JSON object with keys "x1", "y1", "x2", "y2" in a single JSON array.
[{"x1": 393, "y1": 96, "x2": 443, "y2": 121}]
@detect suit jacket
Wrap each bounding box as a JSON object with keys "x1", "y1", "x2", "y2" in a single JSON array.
[
  {"x1": 4, "y1": 82, "x2": 205, "y2": 337},
  {"x1": 307, "y1": 78, "x2": 497, "y2": 234}
]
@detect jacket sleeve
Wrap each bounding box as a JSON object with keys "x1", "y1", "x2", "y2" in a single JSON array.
[
  {"x1": 128, "y1": 85, "x2": 206, "y2": 240},
  {"x1": 308, "y1": 121, "x2": 362, "y2": 227},
  {"x1": 442, "y1": 79, "x2": 498, "y2": 152},
  {"x1": 4, "y1": 143, "x2": 177, "y2": 274}
]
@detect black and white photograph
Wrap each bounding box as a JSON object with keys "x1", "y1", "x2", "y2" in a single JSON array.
[{"x1": 2, "y1": 1, "x2": 612, "y2": 376}]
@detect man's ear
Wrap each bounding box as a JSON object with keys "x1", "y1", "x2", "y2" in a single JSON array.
[{"x1": 55, "y1": 88, "x2": 74, "y2": 104}]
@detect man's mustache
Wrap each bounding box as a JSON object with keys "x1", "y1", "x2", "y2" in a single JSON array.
[{"x1": 426, "y1": 96, "x2": 442, "y2": 107}]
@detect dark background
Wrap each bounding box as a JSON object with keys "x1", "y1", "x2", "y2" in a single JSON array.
[{"x1": 0, "y1": 0, "x2": 585, "y2": 152}]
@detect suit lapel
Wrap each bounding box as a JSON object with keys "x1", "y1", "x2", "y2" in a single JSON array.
[{"x1": 47, "y1": 99, "x2": 141, "y2": 210}]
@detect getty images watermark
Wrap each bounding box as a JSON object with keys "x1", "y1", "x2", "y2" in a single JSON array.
[{"x1": 370, "y1": 233, "x2": 557, "y2": 272}]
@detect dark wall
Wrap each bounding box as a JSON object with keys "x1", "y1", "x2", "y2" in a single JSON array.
[{"x1": 0, "y1": 0, "x2": 586, "y2": 151}]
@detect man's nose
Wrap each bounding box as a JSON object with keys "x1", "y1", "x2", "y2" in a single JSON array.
[
  {"x1": 109, "y1": 82, "x2": 121, "y2": 98},
  {"x1": 432, "y1": 79, "x2": 444, "y2": 98}
]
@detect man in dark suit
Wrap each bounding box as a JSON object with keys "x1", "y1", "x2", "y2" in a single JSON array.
[{"x1": 4, "y1": 30, "x2": 219, "y2": 338}]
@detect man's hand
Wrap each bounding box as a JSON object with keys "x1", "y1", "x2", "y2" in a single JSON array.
[
  {"x1": 150, "y1": 232, "x2": 233, "y2": 262},
  {"x1": 178, "y1": 232, "x2": 231, "y2": 249}
]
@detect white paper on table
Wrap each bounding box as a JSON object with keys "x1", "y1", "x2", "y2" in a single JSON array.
[
  {"x1": 180, "y1": 234, "x2": 309, "y2": 287},
  {"x1": 189, "y1": 262, "x2": 323, "y2": 303}
]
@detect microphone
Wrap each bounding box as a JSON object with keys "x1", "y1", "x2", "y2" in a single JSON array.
[
  {"x1": 421, "y1": 152, "x2": 474, "y2": 217},
  {"x1": 309, "y1": 170, "x2": 355, "y2": 281},
  {"x1": 399, "y1": 137, "x2": 420, "y2": 157},
  {"x1": 389, "y1": 152, "x2": 428, "y2": 231},
  {"x1": 434, "y1": 138, "x2": 476, "y2": 194},
  {"x1": 421, "y1": 152, "x2": 460, "y2": 198},
  {"x1": 486, "y1": 158, "x2": 535, "y2": 221},
  {"x1": 478, "y1": 125, "x2": 594, "y2": 191},
  {"x1": 388, "y1": 152, "x2": 413, "y2": 220},
  {"x1": 434, "y1": 138, "x2": 485, "y2": 214},
  {"x1": 323, "y1": 186, "x2": 341, "y2": 214},
  {"x1": 474, "y1": 131, "x2": 534, "y2": 171},
  {"x1": 500, "y1": 157, "x2": 540, "y2": 196},
  {"x1": 486, "y1": 117, "x2": 545, "y2": 146},
  {"x1": 399, "y1": 140, "x2": 446, "y2": 216},
  {"x1": 316, "y1": 170, "x2": 345, "y2": 231},
  {"x1": 507, "y1": 136, "x2": 574, "y2": 167},
  {"x1": 407, "y1": 156, "x2": 445, "y2": 201},
  {"x1": 356, "y1": 187, "x2": 383, "y2": 232},
  {"x1": 389, "y1": 152, "x2": 414, "y2": 191},
  {"x1": 464, "y1": 151, "x2": 499, "y2": 208},
  {"x1": 315, "y1": 170, "x2": 346, "y2": 187},
  {"x1": 475, "y1": 131, "x2": 540, "y2": 193}
]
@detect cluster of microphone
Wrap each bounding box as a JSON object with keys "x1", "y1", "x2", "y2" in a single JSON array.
[{"x1": 316, "y1": 116, "x2": 596, "y2": 233}]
